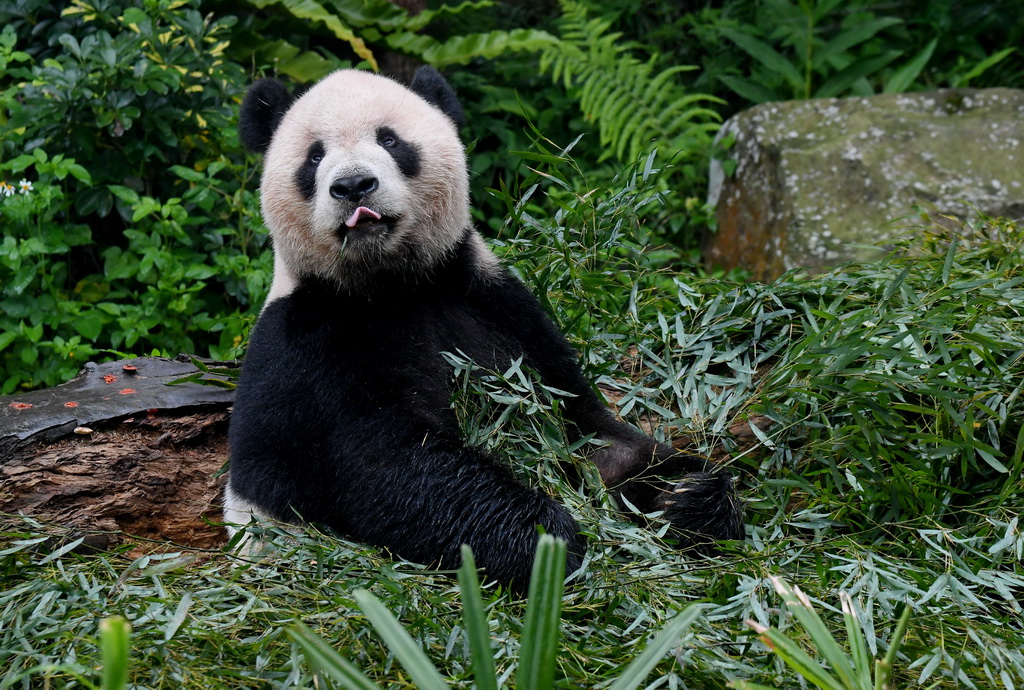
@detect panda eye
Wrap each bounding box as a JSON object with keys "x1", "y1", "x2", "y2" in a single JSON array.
[
  {"x1": 378, "y1": 127, "x2": 401, "y2": 149},
  {"x1": 306, "y1": 141, "x2": 326, "y2": 166}
]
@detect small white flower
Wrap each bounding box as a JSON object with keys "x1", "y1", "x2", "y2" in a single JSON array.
[
  {"x1": 18, "y1": 179, "x2": 33, "y2": 194},
  {"x1": 0, "y1": 181, "x2": 15, "y2": 197}
]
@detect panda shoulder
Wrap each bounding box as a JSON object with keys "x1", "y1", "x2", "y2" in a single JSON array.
[{"x1": 463, "y1": 230, "x2": 504, "y2": 282}]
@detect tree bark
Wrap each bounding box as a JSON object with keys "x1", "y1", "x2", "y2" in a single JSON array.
[{"x1": 0, "y1": 356, "x2": 235, "y2": 550}]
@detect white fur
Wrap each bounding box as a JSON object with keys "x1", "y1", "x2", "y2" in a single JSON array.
[
  {"x1": 222, "y1": 484, "x2": 272, "y2": 536},
  {"x1": 264, "y1": 250, "x2": 299, "y2": 304},
  {"x1": 260, "y1": 69, "x2": 472, "y2": 291}
]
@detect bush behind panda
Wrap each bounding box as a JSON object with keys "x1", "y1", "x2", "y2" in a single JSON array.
[{"x1": 226, "y1": 66, "x2": 743, "y2": 589}]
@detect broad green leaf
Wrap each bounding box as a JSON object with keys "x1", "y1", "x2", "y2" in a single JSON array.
[
  {"x1": 458, "y1": 546, "x2": 498, "y2": 690},
  {"x1": 99, "y1": 617, "x2": 131, "y2": 690},
  {"x1": 719, "y1": 28, "x2": 803, "y2": 93},
  {"x1": 815, "y1": 52, "x2": 901, "y2": 98},
  {"x1": 263, "y1": 0, "x2": 377, "y2": 70},
  {"x1": 883, "y1": 38, "x2": 937, "y2": 93},
  {"x1": 953, "y1": 47, "x2": 1017, "y2": 88},
  {"x1": 813, "y1": 17, "x2": 903, "y2": 68},
  {"x1": 288, "y1": 622, "x2": 381, "y2": 690},
  {"x1": 516, "y1": 535, "x2": 566, "y2": 690},
  {"x1": 74, "y1": 311, "x2": 105, "y2": 341},
  {"x1": 718, "y1": 74, "x2": 779, "y2": 105}
]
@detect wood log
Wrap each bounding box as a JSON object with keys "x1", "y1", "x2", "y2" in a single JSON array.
[{"x1": 0, "y1": 356, "x2": 235, "y2": 550}]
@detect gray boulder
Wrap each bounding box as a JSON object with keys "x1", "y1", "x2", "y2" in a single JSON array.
[{"x1": 705, "y1": 88, "x2": 1024, "y2": 282}]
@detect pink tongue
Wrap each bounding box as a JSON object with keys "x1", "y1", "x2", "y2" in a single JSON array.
[{"x1": 345, "y1": 206, "x2": 381, "y2": 228}]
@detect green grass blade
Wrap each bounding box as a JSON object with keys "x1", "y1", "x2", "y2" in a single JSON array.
[
  {"x1": 746, "y1": 619, "x2": 844, "y2": 690},
  {"x1": 99, "y1": 616, "x2": 131, "y2": 690},
  {"x1": 608, "y1": 604, "x2": 703, "y2": 690},
  {"x1": 353, "y1": 589, "x2": 449, "y2": 690},
  {"x1": 288, "y1": 622, "x2": 381, "y2": 690},
  {"x1": 940, "y1": 233, "x2": 958, "y2": 285},
  {"x1": 458, "y1": 545, "x2": 499, "y2": 690},
  {"x1": 883, "y1": 38, "x2": 937, "y2": 93},
  {"x1": 839, "y1": 593, "x2": 872, "y2": 690},
  {"x1": 770, "y1": 577, "x2": 858, "y2": 689},
  {"x1": 877, "y1": 602, "x2": 913, "y2": 689},
  {"x1": 953, "y1": 47, "x2": 1017, "y2": 87},
  {"x1": 516, "y1": 534, "x2": 566, "y2": 690}
]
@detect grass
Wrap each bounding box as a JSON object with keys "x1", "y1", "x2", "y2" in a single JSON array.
[{"x1": 1, "y1": 151, "x2": 1022, "y2": 688}]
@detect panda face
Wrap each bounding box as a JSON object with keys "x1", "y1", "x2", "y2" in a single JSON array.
[{"x1": 252, "y1": 70, "x2": 471, "y2": 291}]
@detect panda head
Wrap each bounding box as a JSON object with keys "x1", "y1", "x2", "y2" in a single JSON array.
[{"x1": 239, "y1": 67, "x2": 470, "y2": 293}]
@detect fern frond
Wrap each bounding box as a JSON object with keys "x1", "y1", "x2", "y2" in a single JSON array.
[
  {"x1": 387, "y1": 28, "x2": 558, "y2": 67},
  {"x1": 540, "y1": 0, "x2": 721, "y2": 164}
]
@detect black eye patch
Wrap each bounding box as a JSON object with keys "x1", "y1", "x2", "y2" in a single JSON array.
[
  {"x1": 294, "y1": 140, "x2": 325, "y2": 201},
  {"x1": 377, "y1": 126, "x2": 421, "y2": 178}
]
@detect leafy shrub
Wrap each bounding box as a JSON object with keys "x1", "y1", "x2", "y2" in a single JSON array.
[
  {"x1": 684, "y1": 0, "x2": 1022, "y2": 109},
  {"x1": 0, "y1": 0, "x2": 269, "y2": 393}
]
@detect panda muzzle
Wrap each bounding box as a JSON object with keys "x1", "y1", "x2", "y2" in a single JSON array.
[{"x1": 345, "y1": 206, "x2": 382, "y2": 229}]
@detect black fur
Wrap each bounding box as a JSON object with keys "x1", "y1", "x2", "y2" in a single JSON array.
[
  {"x1": 239, "y1": 79, "x2": 294, "y2": 153},
  {"x1": 409, "y1": 66, "x2": 465, "y2": 129},
  {"x1": 229, "y1": 238, "x2": 588, "y2": 588},
  {"x1": 230, "y1": 69, "x2": 743, "y2": 590},
  {"x1": 377, "y1": 126, "x2": 421, "y2": 178},
  {"x1": 294, "y1": 141, "x2": 324, "y2": 201},
  {"x1": 230, "y1": 236, "x2": 743, "y2": 589}
]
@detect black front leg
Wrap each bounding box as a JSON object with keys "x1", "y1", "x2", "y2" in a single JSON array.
[
  {"x1": 473, "y1": 271, "x2": 743, "y2": 546},
  {"x1": 586, "y1": 424, "x2": 743, "y2": 547}
]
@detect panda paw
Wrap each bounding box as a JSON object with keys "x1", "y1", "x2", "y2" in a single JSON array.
[{"x1": 658, "y1": 471, "x2": 744, "y2": 550}]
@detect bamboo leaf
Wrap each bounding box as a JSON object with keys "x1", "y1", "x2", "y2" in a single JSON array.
[
  {"x1": 770, "y1": 577, "x2": 859, "y2": 689},
  {"x1": 746, "y1": 619, "x2": 845, "y2": 690},
  {"x1": 608, "y1": 604, "x2": 703, "y2": 690},
  {"x1": 840, "y1": 593, "x2": 872, "y2": 690}
]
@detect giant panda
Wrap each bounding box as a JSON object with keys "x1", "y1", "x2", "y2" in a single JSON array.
[{"x1": 225, "y1": 66, "x2": 742, "y2": 589}]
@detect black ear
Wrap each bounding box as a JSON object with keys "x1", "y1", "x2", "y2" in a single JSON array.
[
  {"x1": 239, "y1": 78, "x2": 294, "y2": 154},
  {"x1": 409, "y1": 66, "x2": 465, "y2": 130}
]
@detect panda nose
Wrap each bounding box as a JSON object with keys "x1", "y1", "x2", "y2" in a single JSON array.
[{"x1": 330, "y1": 175, "x2": 378, "y2": 202}]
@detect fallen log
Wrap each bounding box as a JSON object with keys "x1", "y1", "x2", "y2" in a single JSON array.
[{"x1": 0, "y1": 356, "x2": 235, "y2": 549}]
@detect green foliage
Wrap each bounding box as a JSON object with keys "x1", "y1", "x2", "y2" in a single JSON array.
[
  {"x1": 692, "y1": 0, "x2": 1023, "y2": 107},
  {"x1": 0, "y1": 0, "x2": 270, "y2": 392},
  {"x1": 1, "y1": 174, "x2": 1023, "y2": 686},
  {"x1": 289, "y1": 538, "x2": 704, "y2": 690},
  {"x1": 99, "y1": 616, "x2": 131, "y2": 690},
  {"x1": 731, "y1": 577, "x2": 912, "y2": 690},
  {"x1": 238, "y1": 0, "x2": 557, "y2": 77},
  {"x1": 539, "y1": 1, "x2": 721, "y2": 165},
  {"x1": 2, "y1": 5, "x2": 1024, "y2": 682}
]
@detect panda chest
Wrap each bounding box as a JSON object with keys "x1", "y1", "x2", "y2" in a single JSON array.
[{"x1": 280, "y1": 288, "x2": 518, "y2": 388}]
